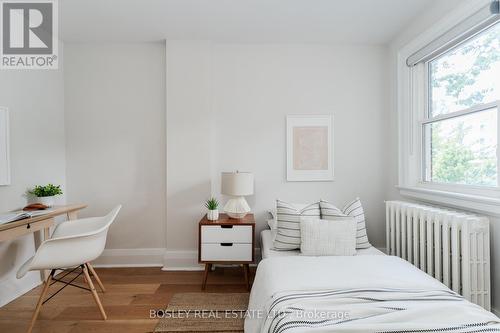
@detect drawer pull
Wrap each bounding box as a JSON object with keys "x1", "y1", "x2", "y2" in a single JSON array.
[
  {"x1": 220, "y1": 243, "x2": 233, "y2": 247},
  {"x1": 221, "y1": 225, "x2": 233, "y2": 229}
]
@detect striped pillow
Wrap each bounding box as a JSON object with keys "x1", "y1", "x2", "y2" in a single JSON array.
[
  {"x1": 273, "y1": 200, "x2": 320, "y2": 250},
  {"x1": 319, "y1": 198, "x2": 371, "y2": 249}
]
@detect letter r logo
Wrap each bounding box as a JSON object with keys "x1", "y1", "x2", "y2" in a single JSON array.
[{"x1": 2, "y1": 2, "x2": 53, "y2": 54}]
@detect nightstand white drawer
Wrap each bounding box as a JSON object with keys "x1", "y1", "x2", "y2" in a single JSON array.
[
  {"x1": 201, "y1": 225, "x2": 252, "y2": 243},
  {"x1": 201, "y1": 243, "x2": 252, "y2": 262}
]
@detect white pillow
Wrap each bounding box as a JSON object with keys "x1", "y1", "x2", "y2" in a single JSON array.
[
  {"x1": 267, "y1": 218, "x2": 277, "y2": 230},
  {"x1": 270, "y1": 229, "x2": 278, "y2": 241},
  {"x1": 273, "y1": 200, "x2": 320, "y2": 250},
  {"x1": 267, "y1": 204, "x2": 311, "y2": 231},
  {"x1": 300, "y1": 217, "x2": 357, "y2": 256},
  {"x1": 320, "y1": 198, "x2": 371, "y2": 249}
]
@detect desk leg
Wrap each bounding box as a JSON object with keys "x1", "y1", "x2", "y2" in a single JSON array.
[
  {"x1": 41, "y1": 227, "x2": 51, "y2": 280},
  {"x1": 33, "y1": 222, "x2": 53, "y2": 281},
  {"x1": 67, "y1": 211, "x2": 79, "y2": 221}
]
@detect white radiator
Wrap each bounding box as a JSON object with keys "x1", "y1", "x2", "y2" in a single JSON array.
[{"x1": 385, "y1": 201, "x2": 491, "y2": 310}]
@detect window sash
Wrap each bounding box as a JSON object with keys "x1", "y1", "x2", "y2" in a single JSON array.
[
  {"x1": 422, "y1": 100, "x2": 499, "y2": 125},
  {"x1": 422, "y1": 49, "x2": 499, "y2": 188},
  {"x1": 419, "y1": 10, "x2": 500, "y2": 188},
  {"x1": 420, "y1": 99, "x2": 500, "y2": 188}
]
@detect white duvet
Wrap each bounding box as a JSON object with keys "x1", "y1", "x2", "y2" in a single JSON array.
[{"x1": 245, "y1": 255, "x2": 500, "y2": 333}]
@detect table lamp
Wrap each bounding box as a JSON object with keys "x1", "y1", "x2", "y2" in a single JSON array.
[{"x1": 221, "y1": 171, "x2": 254, "y2": 219}]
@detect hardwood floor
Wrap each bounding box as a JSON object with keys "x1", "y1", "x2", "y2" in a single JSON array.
[{"x1": 0, "y1": 266, "x2": 254, "y2": 333}]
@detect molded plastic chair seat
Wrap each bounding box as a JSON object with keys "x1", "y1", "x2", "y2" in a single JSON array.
[
  {"x1": 17, "y1": 257, "x2": 34, "y2": 279},
  {"x1": 17, "y1": 205, "x2": 121, "y2": 333},
  {"x1": 17, "y1": 207, "x2": 120, "y2": 277}
]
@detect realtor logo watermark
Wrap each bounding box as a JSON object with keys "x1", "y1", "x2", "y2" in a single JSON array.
[{"x1": 0, "y1": 0, "x2": 58, "y2": 69}]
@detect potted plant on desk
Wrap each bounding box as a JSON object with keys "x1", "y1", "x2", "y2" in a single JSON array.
[
  {"x1": 205, "y1": 197, "x2": 219, "y2": 221},
  {"x1": 29, "y1": 184, "x2": 63, "y2": 208}
]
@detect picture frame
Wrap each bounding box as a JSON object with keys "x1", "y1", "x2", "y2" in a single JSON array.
[
  {"x1": 0, "y1": 107, "x2": 10, "y2": 186},
  {"x1": 286, "y1": 115, "x2": 334, "y2": 182}
]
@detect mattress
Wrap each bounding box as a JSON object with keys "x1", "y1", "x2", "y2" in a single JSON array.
[
  {"x1": 246, "y1": 255, "x2": 500, "y2": 333},
  {"x1": 260, "y1": 229, "x2": 385, "y2": 259}
]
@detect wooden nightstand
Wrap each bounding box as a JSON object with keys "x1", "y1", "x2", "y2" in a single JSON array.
[{"x1": 198, "y1": 213, "x2": 255, "y2": 290}]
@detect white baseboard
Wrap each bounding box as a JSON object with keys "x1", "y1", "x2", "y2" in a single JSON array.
[
  {"x1": 92, "y1": 248, "x2": 165, "y2": 268},
  {"x1": 162, "y1": 250, "x2": 203, "y2": 271},
  {"x1": 163, "y1": 266, "x2": 205, "y2": 271},
  {"x1": 162, "y1": 248, "x2": 262, "y2": 271},
  {"x1": 93, "y1": 248, "x2": 256, "y2": 270},
  {"x1": 85, "y1": 247, "x2": 263, "y2": 270}
]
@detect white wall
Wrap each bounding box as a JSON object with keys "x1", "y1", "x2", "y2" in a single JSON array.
[
  {"x1": 166, "y1": 41, "x2": 212, "y2": 257},
  {"x1": 387, "y1": 0, "x2": 500, "y2": 314},
  {"x1": 64, "y1": 43, "x2": 167, "y2": 265},
  {"x1": 0, "y1": 55, "x2": 66, "y2": 306},
  {"x1": 165, "y1": 41, "x2": 390, "y2": 268}
]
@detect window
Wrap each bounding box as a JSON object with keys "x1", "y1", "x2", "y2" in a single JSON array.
[
  {"x1": 398, "y1": 2, "x2": 500, "y2": 214},
  {"x1": 422, "y1": 22, "x2": 500, "y2": 188}
]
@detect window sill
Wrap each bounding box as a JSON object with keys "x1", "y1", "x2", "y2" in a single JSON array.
[{"x1": 397, "y1": 185, "x2": 500, "y2": 217}]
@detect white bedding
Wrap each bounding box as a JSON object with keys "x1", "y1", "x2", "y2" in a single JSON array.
[
  {"x1": 245, "y1": 255, "x2": 500, "y2": 333},
  {"x1": 260, "y1": 229, "x2": 384, "y2": 259}
]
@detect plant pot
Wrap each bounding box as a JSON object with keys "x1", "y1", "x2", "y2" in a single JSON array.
[
  {"x1": 36, "y1": 196, "x2": 55, "y2": 208},
  {"x1": 207, "y1": 209, "x2": 219, "y2": 221}
]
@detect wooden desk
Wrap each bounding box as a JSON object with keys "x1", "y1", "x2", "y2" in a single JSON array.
[
  {"x1": 0, "y1": 204, "x2": 87, "y2": 242},
  {"x1": 0, "y1": 204, "x2": 87, "y2": 279}
]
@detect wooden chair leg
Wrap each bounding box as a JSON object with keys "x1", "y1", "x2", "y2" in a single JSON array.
[
  {"x1": 83, "y1": 264, "x2": 107, "y2": 320},
  {"x1": 27, "y1": 270, "x2": 54, "y2": 333},
  {"x1": 87, "y1": 263, "x2": 105, "y2": 293}
]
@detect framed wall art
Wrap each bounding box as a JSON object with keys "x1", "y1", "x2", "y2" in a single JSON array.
[{"x1": 286, "y1": 115, "x2": 333, "y2": 182}]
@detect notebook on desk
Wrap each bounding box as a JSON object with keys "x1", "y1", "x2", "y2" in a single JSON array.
[{"x1": 0, "y1": 210, "x2": 53, "y2": 225}]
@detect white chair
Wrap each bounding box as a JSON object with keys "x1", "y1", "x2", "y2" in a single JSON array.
[{"x1": 17, "y1": 205, "x2": 121, "y2": 333}]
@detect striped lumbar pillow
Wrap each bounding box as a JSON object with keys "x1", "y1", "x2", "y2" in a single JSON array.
[
  {"x1": 273, "y1": 200, "x2": 320, "y2": 250},
  {"x1": 319, "y1": 198, "x2": 371, "y2": 249}
]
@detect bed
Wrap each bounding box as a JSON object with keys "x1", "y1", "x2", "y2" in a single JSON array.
[{"x1": 248, "y1": 230, "x2": 500, "y2": 333}]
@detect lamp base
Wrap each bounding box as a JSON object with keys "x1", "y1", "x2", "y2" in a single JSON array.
[
  {"x1": 226, "y1": 211, "x2": 248, "y2": 219},
  {"x1": 224, "y1": 197, "x2": 250, "y2": 219}
]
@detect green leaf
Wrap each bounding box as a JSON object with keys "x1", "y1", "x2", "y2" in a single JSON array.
[
  {"x1": 205, "y1": 197, "x2": 219, "y2": 210},
  {"x1": 29, "y1": 184, "x2": 63, "y2": 197}
]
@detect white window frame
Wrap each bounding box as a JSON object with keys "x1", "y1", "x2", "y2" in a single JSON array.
[
  {"x1": 422, "y1": 90, "x2": 499, "y2": 188},
  {"x1": 397, "y1": 0, "x2": 500, "y2": 216}
]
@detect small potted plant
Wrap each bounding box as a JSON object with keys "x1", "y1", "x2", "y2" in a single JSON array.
[
  {"x1": 205, "y1": 197, "x2": 219, "y2": 221},
  {"x1": 29, "y1": 184, "x2": 63, "y2": 208}
]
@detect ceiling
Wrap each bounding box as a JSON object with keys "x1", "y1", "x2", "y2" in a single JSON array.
[{"x1": 60, "y1": 0, "x2": 434, "y2": 44}]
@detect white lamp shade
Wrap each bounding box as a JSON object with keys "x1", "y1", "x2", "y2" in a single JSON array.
[{"x1": 221, "y1": 172, "x2": 254, "y2": 196}]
